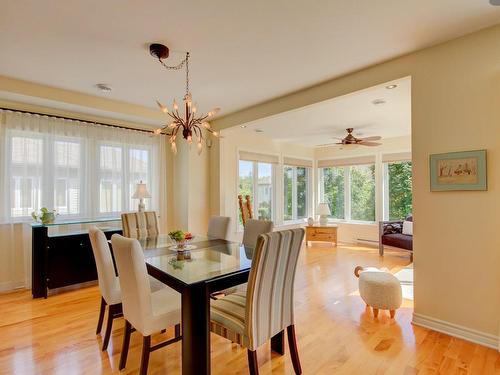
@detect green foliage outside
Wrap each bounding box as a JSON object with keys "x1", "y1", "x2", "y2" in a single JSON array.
[
  {"x1": 296, "y1": 167, "x2": 307, "y2": 218},
  {"x1": 388, "y1": 161, "x2": 413, "y2": 220},
  {"x1": 350, "y1": 165, "x2": 375, "y2": 221},
  {"x1": 322, "y1": 167, "x2": 345, "y2": 219},
  {"x1": 283, "y1": 167, "x2": 293, "y2": 220}
]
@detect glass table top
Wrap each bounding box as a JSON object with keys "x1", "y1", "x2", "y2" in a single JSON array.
[{"x1": 142, "y1": 234, "x2": 254, "y2": 285}]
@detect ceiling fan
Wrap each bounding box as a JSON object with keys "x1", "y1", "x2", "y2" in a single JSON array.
[{"x1": 317, "y1": 128, "x2": 382, "y2": 147}]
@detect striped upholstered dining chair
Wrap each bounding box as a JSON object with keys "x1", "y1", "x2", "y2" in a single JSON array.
[
  {"x1": 210, "y1": 228, "x2": 305, "y2": 375},
  {"x1": 121, "y1": 211, "x2": 159, "y2": 239}
]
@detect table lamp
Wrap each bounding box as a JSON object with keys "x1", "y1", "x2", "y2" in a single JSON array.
[
  {"x1": 132, "y1": 180, "x2": 151, "y2": 212},
  {"x1": 317, "y1": 203, "x2": 331, "y2": 225}
]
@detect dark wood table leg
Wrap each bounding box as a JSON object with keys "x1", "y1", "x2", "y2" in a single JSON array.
[
  {"x1": 271, "y1": 330, "x2": 285, "y2": 355},
  {"x1": 181, "y1": 282, "x2": 210, "y2": 375}
]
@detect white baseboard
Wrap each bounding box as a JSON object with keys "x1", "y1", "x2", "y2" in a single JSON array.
[
  {"x1": 412, "y1": 313, "x2": 499, "y2": 350},
  {"x1": 0, "y1": 281, "x2": 25, "y2": 293}
]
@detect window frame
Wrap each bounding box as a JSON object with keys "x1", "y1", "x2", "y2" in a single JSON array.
[
  {"x1": 237, "y1": 158, "x2": 277, "y2": 228},
  {"x1": 382, "y1": 159, "x2": 413, "y2": 221},
  {"x1": 319, "y1": 164, "x2": 376, "y2": 224},
  {"x1": 283, "y1": 165, "x2": 311, "y2": 223}
]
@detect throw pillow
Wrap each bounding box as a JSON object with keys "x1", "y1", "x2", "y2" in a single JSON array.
[{"x1": 402, "y1": 220, "x2": 413, "y2": 236}]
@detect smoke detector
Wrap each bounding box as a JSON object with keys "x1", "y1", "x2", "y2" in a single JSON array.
[{"x1": 95, "y1": 83, "x2": 112, "y2": 93}]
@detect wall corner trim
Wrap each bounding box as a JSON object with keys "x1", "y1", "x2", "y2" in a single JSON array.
[{"x1": 412, "y1": 313, "x2": 499, "y2": 350}]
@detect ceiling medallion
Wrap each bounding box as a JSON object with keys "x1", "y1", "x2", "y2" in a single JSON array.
[{"x1": 150, "y1": 43, "x2": 220, "y2": 155}]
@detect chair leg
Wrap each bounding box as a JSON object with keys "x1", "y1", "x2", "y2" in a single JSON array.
[
  {"x1": 373, "y1": 308, "x2": 379, "y2": 318},
  {"x1": 96, "y1": 297, "x2": 106, "y2": 335},
  {"x1": 287, "y1": 325, "x2": 302, "y2": 374},
  {"x1": 247, "y1": 349, "x2": 259, "y2": 375},
  {"x1": 390, "y1": 309, "x2": 396, "y2": 319},
  {"x1": 139, "y1": 335, "x2": 151, "y2": 375},
  {"x1": 102, "y1": 303, "x2": 119, "y2": 351},
  {"x1": 175, "y1": 323, "x2": 181, "y2": 338},
  {"x1": 119, "y1": 320, "x2": 132, "y2": 370}
]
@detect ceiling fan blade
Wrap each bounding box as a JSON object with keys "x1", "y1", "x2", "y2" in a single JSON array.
[
  {"x1": 359, "y1": 141, "x2": 382, "y2": 147},
  {"x1": 359, "y1": 136, "x2": 382, "y2": 141},
  {"x1": 317, "y1": 143, "x2": 339, "y2": 147}
]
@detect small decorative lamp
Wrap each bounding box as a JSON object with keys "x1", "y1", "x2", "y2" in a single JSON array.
[
  {"x1": 317, "y1": 203, "x2": 331, "y2": 226},
  {"x1": 132, "y1": 180, "x2": 151, "y2": 212}
]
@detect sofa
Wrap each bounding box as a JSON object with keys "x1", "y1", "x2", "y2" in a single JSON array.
[{"x1": 379, "y1": 215, "x2": 413, "y2": 261}]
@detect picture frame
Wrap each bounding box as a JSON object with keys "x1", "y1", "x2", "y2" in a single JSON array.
[{"x1": 429, "y1": 150, "x2": 487, "y2": 191}]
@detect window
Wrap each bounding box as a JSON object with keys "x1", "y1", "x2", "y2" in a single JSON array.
[
  {"x1": 10, "y1": 136, "x2": 43, "y2": 218},
  {"x1": 54, "y1": 140, "x2": 81, "y2": 215},
  {"x1": 350, "y1": 164, "x2": 375, "y2": 221},
  {"x1": 283, "y1": 166, "x2": 310, "y2": 221},
  {"x1": 320, "y1": 163, "x2": 375, "y2": 222},
  {"x1": 384, "y1": 160, "x2": 412, "y2": 220},
  {"x1": 320, "y1": 167, "x2": 345, "y2": 219},
  {"x1": 99, "y1": 145, "x2": 123, "y2": 213},
  {"x1": 238, "y1": 160, "x2": 274, "y2": 224},
  {"x1": 129, "y1": 148, "x2": 151, "y2": 210}
]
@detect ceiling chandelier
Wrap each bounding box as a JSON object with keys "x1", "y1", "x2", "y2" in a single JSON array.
[{"x1": 150, "y1": 43, "x2": 220, "y2": 155}]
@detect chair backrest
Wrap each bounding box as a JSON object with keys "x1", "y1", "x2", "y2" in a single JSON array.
[
  {"x1": 111, "y1": 234, "x2": 153, "y2": 334},
  {"x1": 245, "y1": 228, "x2": 304, "y2": 351},
  {"x1": 238, "y1": 195, "x2": 253, "y2": 225},
  {"x1": 242, "y1": 219, "x2": 273, "y2": 248},
  {"x1": 207, "y1": 216, "x2": 230, "y2": 239},
  {"x1": 88, "y1": 226, "x2": 121, "y2": 305},
  {"x1": 121, "y1": 211, "x2": 159, "y2": 238}
]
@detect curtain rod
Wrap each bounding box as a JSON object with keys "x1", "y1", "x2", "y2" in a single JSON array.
[{"x1": 0, "y1": 106, "x2": 161, "y2": 135}]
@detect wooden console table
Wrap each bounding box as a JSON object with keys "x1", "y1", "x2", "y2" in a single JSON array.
[{"x1": 305, "y1": 224, "x2": 338, "y2": 246}]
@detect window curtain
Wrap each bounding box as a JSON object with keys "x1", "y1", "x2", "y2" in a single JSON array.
[{"x1": 0, "y1": 109, "x2": 166, "y2": 291}]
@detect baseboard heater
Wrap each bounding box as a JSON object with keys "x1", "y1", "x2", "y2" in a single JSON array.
[{"x1": 357, "y1": 238, "x2": 379, "y2": 245}]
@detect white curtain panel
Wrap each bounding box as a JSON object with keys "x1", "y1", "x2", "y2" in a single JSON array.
[{"x1": 0, "y1": 109, "x2": 166, "y2": 290}]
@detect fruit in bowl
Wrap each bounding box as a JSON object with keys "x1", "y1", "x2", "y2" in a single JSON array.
[{"x1": 168, "y1": 230, "x2": 194, "y2": 250}]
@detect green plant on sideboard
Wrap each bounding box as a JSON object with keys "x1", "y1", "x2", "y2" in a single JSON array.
[{"x1": 31, "y1": 207, "x2": 58, "y2": 225}]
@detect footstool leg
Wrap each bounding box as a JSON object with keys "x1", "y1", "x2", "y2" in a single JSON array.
[
  {"x1": 390, "y1": 310, "x2": 395, "y2": 319},
  {"x1": 373, "y1": 308, "x2": 379, "y2": 318}
]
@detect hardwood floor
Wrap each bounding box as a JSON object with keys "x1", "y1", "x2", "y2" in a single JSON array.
[{"x1": 0, "y1": 243, "x2": 498, "y2": 374}]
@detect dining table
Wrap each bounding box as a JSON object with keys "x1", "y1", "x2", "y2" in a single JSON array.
[{"x1": 134, "y1": 234, "x2": 286, "y2": 375}]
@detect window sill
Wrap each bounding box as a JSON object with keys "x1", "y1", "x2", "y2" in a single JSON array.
[{"x1": 328, "y1": 219, "x2": 377, "y2": 226}]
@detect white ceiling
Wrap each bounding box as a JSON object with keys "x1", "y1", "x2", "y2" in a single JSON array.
[
  {"x1": 226, "y1": 77, "x2": 411, "y2": 147},
  {"x1": 0, "y1": 1, "x2": 499, "y2": 117}
]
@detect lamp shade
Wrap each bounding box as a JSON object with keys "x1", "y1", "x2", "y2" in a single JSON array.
[
  {"x1": 132, "y1": 181, "x2": 151, "y2": 199},
  {"x1": 317, "y1": 203, "x2": 331, "y2": 216}
]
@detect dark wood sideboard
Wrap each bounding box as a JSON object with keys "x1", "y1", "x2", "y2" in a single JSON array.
[{"x1": 31, "y1": 219, "x2": 122, "y2": 298}]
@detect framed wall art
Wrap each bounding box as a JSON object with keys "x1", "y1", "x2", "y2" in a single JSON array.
[{"x1": 429, "y1": 150, "x2": 487, "y2": 191}]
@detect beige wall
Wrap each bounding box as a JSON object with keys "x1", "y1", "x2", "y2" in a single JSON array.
[{"x1": 213, "y1": 25, "x2": 500, "y2": 342}]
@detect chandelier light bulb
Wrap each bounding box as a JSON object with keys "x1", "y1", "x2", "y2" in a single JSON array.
[
  {"x1": 173, "y1": 99, "x2": 178, "y2": 111},
  {"x1": 154, "y1": 128, "x2": 162, "y2": 135},
  {"x1": 212, "y1": 131, "x2": 219, "y2": 137},
  {"x1": 168, "y1": 122, "x2": 176, "y2": 128},
  {"x1": 187, "y1": 135, "x2": 192, "y2": 144},
  {"x1": 171, "y1": 142, "x2": 177, "y2": 155},
  {"x1": 197, "y1": 141, "x2": 202, "y2": 155},
  {"x1": 156, "y1": 100, "x2": 169, "y2": 114},
  {"x1": 202, "y1": 122, "x2": 211, "y2": 129},
  {"x1": 192, "y1": 103, "x2": 197, "y2": 114}
]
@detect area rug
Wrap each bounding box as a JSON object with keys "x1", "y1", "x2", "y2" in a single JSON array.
[{"x1": 394, "y1": 263, "x2": 413, "y2": 300}]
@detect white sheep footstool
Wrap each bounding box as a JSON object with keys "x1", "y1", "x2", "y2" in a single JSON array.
[{"x1": 354, "y1": 266, "x2": 402, "y2": 318}]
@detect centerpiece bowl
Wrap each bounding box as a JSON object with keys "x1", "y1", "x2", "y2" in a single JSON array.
[{"x1": 168, "y1": 230, "x2": 195, "y2": 251}]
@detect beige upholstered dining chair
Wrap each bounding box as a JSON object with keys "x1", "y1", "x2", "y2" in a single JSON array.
[
  {"x1": 88, "y1": 226, "x2": 122, "y2": 351},
  {"x1": 212, "y1": 219, "x2": 274, "y2": 299},
  {"x1": 207, "y1": 215, "x2": 230, "y2": 239},
  {"x1": 121, "y1": 211, "x2": 159, "y2": 238},
  {"x1": 111, "y1": 234, "x2": 182, "y2": 375},
  {"x1": 242, "y1": 219, "x2": 274, "y2": 247},
  {"x1": 210, "y1": 228, "x2": 305, "y2": 375}
]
